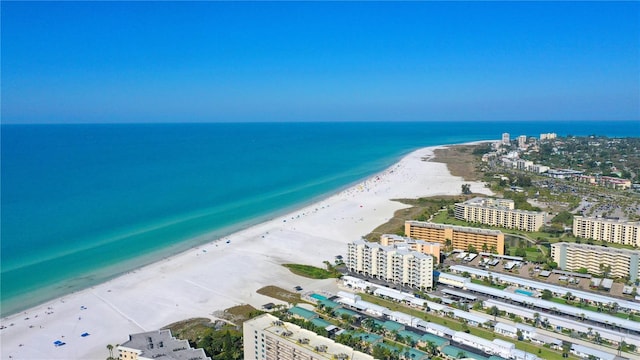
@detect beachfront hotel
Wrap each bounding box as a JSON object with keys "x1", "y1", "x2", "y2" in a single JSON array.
[
  {"x1": 380, "y1": 234, "x2": 441, "y2": 263},
  {"x1": 404, "y1": 221, "x2": 505, "y2": 255},
  {"x1": 551, "y1": 242, "x2": 640, "y2": 281},
  {"x1": 243, "y1": 313, "x2": 374, "y2": 360},
  {"x1": 347, "y1": 238, "x2": 434, "y2": 289},
  {"x1": 454, "y1": 197, "x2": 545, "y2": 232},
  {"x1": 118, "y1": 329, "x2": 210, "y2": 360},
  {"x1": 573, "y1": 216, "x2": 640, "y2": 246}
]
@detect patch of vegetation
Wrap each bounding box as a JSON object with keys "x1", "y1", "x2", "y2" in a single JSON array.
[
  {"x1": 365, "y1": 195, "x2": 471, "y2": 242},
  {"x1": 214, "y1": 304, "x2": 264, "y2": 326},
  {"x1": 551, "y1": 211, "x2": 574, "y2": 226},
  {"x1": 197, "y1": 328, "x2": 243, "y2": 360},
  {"x1": 432, "y1": 144, "x2": 485, "y2": 181},
  {"x1": 282, "y1": 263, "x2": 341, "y2": 279},
  {"x1": 256, "y1": 285, "x2": 305, "y2": 304},
  {"x1": 165, "y1": 309, "x2": 262, "y2": 360},
  {"x1": 166, "y1": 318, "x2": 217, "y2": 346}
]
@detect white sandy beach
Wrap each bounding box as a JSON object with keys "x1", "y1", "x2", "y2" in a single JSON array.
[{"x1": 0, "y1": 143, "x2": 494, "y2": 360}]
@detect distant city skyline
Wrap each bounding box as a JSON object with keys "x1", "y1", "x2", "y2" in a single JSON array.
[{"x1": 2, "y1": 1, "x2": 638, "y2": 124}]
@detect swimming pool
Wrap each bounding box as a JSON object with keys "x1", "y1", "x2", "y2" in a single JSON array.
[
  {"x1": 311, "y1": 293, "x2": 327, "y2": 300},
  {"x1": 515, "y1": 289, "x2": 534, "y2": 296}
]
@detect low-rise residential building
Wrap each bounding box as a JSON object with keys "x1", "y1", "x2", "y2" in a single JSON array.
[
  {"x1": 573, "y1": 216, "x2": 640, "y2": 246},
  {"x1": 551, "y1": 242, "x2": 640, "y2": 281},
  {"x1": 454, "y1": 197, "x2": 545, "y2": 232},
  {"x1": 243, "y1": 314, "x2": 374, "y2": 360},
  {"x1": 347, "y1": 238, "x2": 434, "y2": 289},
  {"x1": 404, "y1": 221, "x2": 505, "y2": 255},
  {"x1": 118, "y1": 329, "x2": 210, "y2": 360}
]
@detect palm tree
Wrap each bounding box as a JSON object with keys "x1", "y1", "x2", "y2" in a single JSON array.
[{"x1": 533, "y1": 312, "x2": 540, "y2": 327}]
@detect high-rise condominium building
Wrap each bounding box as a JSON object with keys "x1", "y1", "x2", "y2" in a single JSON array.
[
  {"x1": 551, "y1": 242, "x2": 640, "y2": 281},
  {"x1": 502, "y1": 133, "x2": 510, "y2": 145},
  {"x1": 540, "y1": 133, "x2": 557, "y2": 141},
  {"x1": 243, "y1": 313, "x2": 374, "y2": 360},
  {"x1": 347, "y1": 238, "x2": 434, "y2": 289},
  {"x1": 573, "y1": 216, "x2": 640, "y2": 246},
  {"x1": 379, "y1": 234, "x2": 441, "y2": 263},
  {"x1": 518, "y1": 135, "x2": 527, "y2": 149},
  {"x1": 454, "y1": 197, "x2": 545, "y2": 232}
]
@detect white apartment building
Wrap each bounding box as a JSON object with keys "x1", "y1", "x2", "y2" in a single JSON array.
[
  {"x1": 515, "y1": 159, "x2": 549, "y2": 174},
  {"x1": 347, "y1": 238, "x2": 434, "y2": 289},
  {"x1": 502, "y1": 132, "x2": 510, "y2": 145},
  {"x1": 379, "y1": 234, "x2": 441, "y2": 263},
  {"x1": 454, "y1": 197, "x2": 545, "y2": 232},
  {"x1": 243, "y1": 314, "x2": 373, "y2": 360},
  {"x1": 517, "y1": 135, "x2": 527, "y2": 149},
  {"x1": 551, "y1": 242, "x2": 640, "y2": 281},
  {"x1": 573, "y1": 216, "x2": 640, "y2": 246}
]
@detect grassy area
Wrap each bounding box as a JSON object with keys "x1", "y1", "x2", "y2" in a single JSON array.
[
  {"x1": 165, "y1": 317, "x2": 216, "y2": 343},
  {"x1": 256, "y1": 285, "x2": 307, "y2": 304},
  {"x1": 282, "y1": 263, "x2": 341, "y2": 279},
  {"x1": 356, "y1": 293, "x2": 573, "y2": 359},
  {"x1": 432, "y1": 145, "x2": 484, "y2": 181},
  {"x1": 470, "y1": 278, "x2": 508, "y2": 290},
  {"x1": 213, "y1": 304, "x2": 262, "y2": 326},
  {"x1": 365, "y1": 195, "x2": 469, "y2": 242}
]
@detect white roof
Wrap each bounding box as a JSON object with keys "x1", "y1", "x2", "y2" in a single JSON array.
[
  {"x1": 484, "y1": 299, "x2": 640, "y2": 347},
  {"x1": 571, "y1": 344, "x2": 617, "y2": 360},
  {"x1": 449, "y1": 265, "x2": 640, "y2": 312}
]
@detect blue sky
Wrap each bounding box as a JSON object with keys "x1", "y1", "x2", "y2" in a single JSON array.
[{"x1": 2, "y1": 1, "x2": 639, "y2": 123}]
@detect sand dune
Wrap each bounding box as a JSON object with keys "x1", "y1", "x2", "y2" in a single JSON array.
[{"x1": 0, "y1": 143, "x2": 494, "y2": 360}]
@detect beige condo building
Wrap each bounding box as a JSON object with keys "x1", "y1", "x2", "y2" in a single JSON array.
[
  {"x1": 573, "y1": 216, "x2": 640, "y2": 246},
  {"x1": 454, "y1": 197, "x2": 545, "y2": 232},
  {"x1": 243, "y1": 313, "x2": 374, "y2": 360},
  {"x1": 404, "y1": 221, "x2": 505, "y2": 255},
  {"x1": 551, "y1": 242, "x2": 640, "y2": 281},
  {"x1": 347, "y1": 238, "x2": 434, "y2": 289},
  {"x1": 380, "y1": 234, "x2": 441, "y2": 263}
]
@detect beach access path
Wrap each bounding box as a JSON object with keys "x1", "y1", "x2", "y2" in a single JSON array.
[{"x1": 0, "y1": 143, "x2": 494, "y2": 360}]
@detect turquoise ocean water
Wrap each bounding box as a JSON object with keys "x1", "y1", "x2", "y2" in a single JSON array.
[{"x1": 1, "y1": 121, "x2": 638, "y2": 316}]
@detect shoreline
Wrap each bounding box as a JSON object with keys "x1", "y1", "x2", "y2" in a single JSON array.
[
  {"x1": 0, "y1": 141, "x2": 495, "y2": 360},
  {"x1": 0, "y1": 145, "x2": 418, "y2": 318}
]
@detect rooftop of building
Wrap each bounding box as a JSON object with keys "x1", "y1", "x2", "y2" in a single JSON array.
[
  {"x1": 405, "y1": 221, "x2": 504, "y2": 236},
  {"x1": 246, "y1": 314, "x2": 374, "y2": 360},
  {"x1": 552, "y1": 242, "x2": 640, "y2": 255},
  {"x1": 119, "y1": 329, "x2": 210, "y2": 360}
]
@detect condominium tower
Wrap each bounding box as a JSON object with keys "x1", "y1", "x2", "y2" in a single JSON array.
[
  {"x1": 380, "y1": 234, "x2": 441, "y2": 263},
  {"x1": 404, "y1": 221, "x2": 505, "y2": 255},
  {"x1": 347, "y1": 238, "x2": 434, "y2": 289},
  {"x1": 551, "y1": 242, "x2": 640, "y2": 281},
  {"x1": 454, "y1": 197, "x2": 545, "y2": 232},
  {"x1": 573, "y1": 216, "x2": 640, "y2": 246},
  {"x1": 243, "y1": 313, "x2": 373, "y2": 360},
  {"x1": 502, "y1": 133, "x2": 510, "y2": 145}
]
